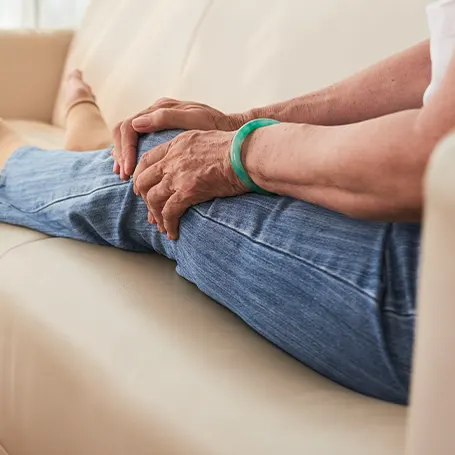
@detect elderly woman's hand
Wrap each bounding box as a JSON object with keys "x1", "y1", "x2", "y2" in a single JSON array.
[
  {"x1": 132, "y1": 130, "x2": 248, "y2": 240},
  {"x1": 112, "y1": 98, "x2": 246, "y2": 180}
]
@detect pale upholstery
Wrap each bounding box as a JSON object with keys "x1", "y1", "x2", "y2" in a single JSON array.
[
  {"x1": 405, "y1": 132, "x2": 455, "y2": 455},
  {"x1": 53, "y1": 0, "x2": 429, "y2": 129},
  {"x1": 6, "y1": 120, "x2": 65, "y2": 149},
  {"x1": 0, "y1": 224, "x2": 46, "y2": 256},
  {"x1": 0, "y1": 30, "x2": 73, "y2": 123},
  {"x1": 0, "y1": 0, "x2": 445, "y2": 454},
  {"x1": 0, "y1": 239, "x2": 406, "y2": 455}
]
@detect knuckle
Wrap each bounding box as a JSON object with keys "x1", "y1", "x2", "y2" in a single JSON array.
[
  {"x1": 182, "y1": 130, "x2": 199, "y2": 142},
  {"x1": 120, "y1": 119, "x2": 132, "y2": 135},
  {"x1": 113, "y1": 122, "x2": 122, "y2": 135},
  {"x1": 156, "y1": 97, "x2": 175, "y2": 105},
  {"x1": 162, "y1": 205, "x2": 175, "y2": 219},
  {"x1": 146, "y1": 191, "x2": 155, "y2": 206},
  {"x1": 139, "y1": 150, "x2": 151, "y2": 165},
  {"x1": 135, "y1": 176, "x2": 146, "y2": 192},
  {"x1": 147, "y1": 188, "x2": 161, "y2": 205},
  {"x1": 153, "y1": 109, "x2": 168, "y2": 123}
]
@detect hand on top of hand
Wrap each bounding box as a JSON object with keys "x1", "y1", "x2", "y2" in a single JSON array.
[
  {"x1": 111, "y1": 97, "x2": 246, "y2": 180},
  {"x1": 132, "y1": 129, "x2": 248, "y2": 240}
]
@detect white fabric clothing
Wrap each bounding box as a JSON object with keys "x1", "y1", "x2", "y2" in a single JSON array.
[{"x1": 424, "y1": 0, "x2": 455, "y2": 104}]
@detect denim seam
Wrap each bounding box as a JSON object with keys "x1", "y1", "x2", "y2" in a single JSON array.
[
  {"x1": 374, "y1": 224, "x2": 409, "y2": 399},
  {"x1": 191, "y1": 206, "x2": 379, "y2": 302},
  {"x1": 380, "y1": 224, "x2": 416, "y2": 318},
  {"x1": 381, "y1": 308, "x2": 416, "y2": 318},
  {"x1": 0, "y1": 181, "x2": 129, "y2": 214},
  {"x1": 249, "y1": 318, "x2": 404, "y2": 401}
]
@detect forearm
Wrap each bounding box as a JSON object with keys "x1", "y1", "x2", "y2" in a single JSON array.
[
  {"x1": 243, "y1": 113, "x2": 431, "y2": 221},
  {"x1": 240, "y1": 40, "x2": 431, "y2": 127},
  {"x1": 242, "y1": 50, "x2": 455, "y2": 220}
]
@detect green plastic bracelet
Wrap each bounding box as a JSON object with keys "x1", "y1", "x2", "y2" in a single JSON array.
[
  {"x1": 231, "y1": 118, "x2": 280, "y2": 194},
  {"x1": 230, "y1": 118, "x2": 280, "y2": 195}
]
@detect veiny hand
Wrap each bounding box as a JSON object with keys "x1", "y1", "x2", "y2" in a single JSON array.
[
  {"x1": 112, "y1": 97, "x2": 245, "y2": 180},
  {"x1": 132, "y1": 130, "x2": 248, "y2": 240}
]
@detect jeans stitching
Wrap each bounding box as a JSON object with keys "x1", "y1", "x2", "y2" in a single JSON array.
[
  {"x1": 190, "y1": 206, "x2": 407, "y2": 400},
  {"x1": 0, "y1": 181, "x2": 130, "y2": 214},
  {"x1": 191, "y1": 206, "x2": 380, "y2": 302},
  {"x1": 3, "y1": 175, "x2": 394, "y2": 306},
  {"x1": 381, "y1": 308, "x2": 416, "y2": 318}
]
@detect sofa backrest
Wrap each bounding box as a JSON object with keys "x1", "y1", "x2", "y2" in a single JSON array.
[{"x1": 52, "y1": 0, "x2": 430, "y2": 128}]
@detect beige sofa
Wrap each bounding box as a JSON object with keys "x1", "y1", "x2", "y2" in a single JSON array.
[{"x1": 0, "y1": 0, "x2": 452, "y2": 454}]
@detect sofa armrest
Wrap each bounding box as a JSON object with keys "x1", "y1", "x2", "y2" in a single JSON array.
[
  {"x1": 406, "y1": 132, "x2": 455, "y2": 455},
  {"x1": 0, "y1": 30, "x2": 73, "y2": 123}
]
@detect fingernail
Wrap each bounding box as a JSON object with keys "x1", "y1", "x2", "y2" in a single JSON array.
[{"x1": 132, "y1": 118, "x2": 151, "y2": 129}]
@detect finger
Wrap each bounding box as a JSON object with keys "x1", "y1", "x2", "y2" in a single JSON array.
[
  {"x1": 135, "y1": 163, "x2": 164, "y2": 199},
  {"x1": 146, "y1": 175, "x2": 174, "y2": 232},
  {"x1": 132, "y1": 108, "x2": 199, "y2": 133},
  {"x1": 120, "y1": 119, "x2": 138, "y2": 178},
  {"x1": 120, "y1": 166, "x2": 128, "y2": 181},
  {"x1": 135, "y1": 99, "x2": 178, "y2": 122},
  {"x1": 113, "y1": 159, "x2": 120, "y2": 174},
  {"x1": 112, "y1": 123, "x2": 122, "y2": 163},
  {"x1": 147, "y1": 212, "x2": 156, "y2": 224},
  {"x1": 150, "y1": 97, "x2": 179, "y2": 110},
  {"x1": 133, "y1": 143, "x2": 168, "y2": 188},
  {"x1": 132, "y1": 99, "x2": 179, "y2": 131},
  {"x1": 162, "y1": 192, "x2": 189, "y2": 240}
]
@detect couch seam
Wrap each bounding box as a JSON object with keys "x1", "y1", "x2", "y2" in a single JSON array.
[
  {"x1": 178, "y1": 0, "x2": 214, "y2": 79},
  {"x1": 0, "y1": 438, "x2": 10, "y2": 455},
  {"x1": 0, "y1": 236, "x2": 52, "y2": 260}
]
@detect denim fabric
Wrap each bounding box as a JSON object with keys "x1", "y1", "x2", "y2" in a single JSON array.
[{"x1": 0, "y1": 130, "x2": 420, "y2": 404}]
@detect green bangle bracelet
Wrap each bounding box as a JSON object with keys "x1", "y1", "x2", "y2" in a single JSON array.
[{"x1": 230, "y1": 118, "x2": 280, "y2": 195}]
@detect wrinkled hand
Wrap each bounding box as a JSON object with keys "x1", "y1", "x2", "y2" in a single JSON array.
[
  {"x1": 132, "y1": 130, "x2": 247, "y2": 240},
  {"x1": 112, "y1": 97, "x2": 244, "y2": 180}
]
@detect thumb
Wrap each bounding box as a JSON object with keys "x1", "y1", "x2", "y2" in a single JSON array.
[
  {"x1": 132, "y1": 109, "x2": 201, "y2": 133},
  {"x1": 132, "y1": 115, "x2": 154, "y2": 132}
]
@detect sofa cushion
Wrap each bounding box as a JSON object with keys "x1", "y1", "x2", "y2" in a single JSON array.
[
  {"x1": 6, "y1": 120, "x2": 65, "y2": 149},
  {"x1": 53, "y1": 0, "x2": 429, "y2": 129},
  {"x1": 0, "y1": 224, "x2": 46, "y2": 257},
  {"x1": 0, "y1": 238, "x2": 407, "y2": 455}
]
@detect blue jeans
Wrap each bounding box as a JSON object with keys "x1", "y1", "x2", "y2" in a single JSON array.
[{"x1": 0, "y1": 130, "x2": 420, "y2": 404}]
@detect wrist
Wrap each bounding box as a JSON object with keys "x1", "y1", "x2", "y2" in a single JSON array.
[
  {"x1": 237, "y1": 90, "x2": 334, "y2": 127},
  {"x1": 240, "y1": 127, "x2": 271, "y2": 189},
  {"x1": 241, "y1": 122, "x2": 313, "y2": 193},
  {"x1": 226, "y1": 111, "x2": 256, "y2": 130}
]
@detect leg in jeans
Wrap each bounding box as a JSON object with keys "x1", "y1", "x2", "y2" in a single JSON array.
[{"x1": 0, "y1": 127, "x2": 419, "y2": 405}]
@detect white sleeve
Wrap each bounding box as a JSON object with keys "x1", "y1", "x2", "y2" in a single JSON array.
[{"x1": 423, "y1": 0, "x2": 455, "y2": 105}]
